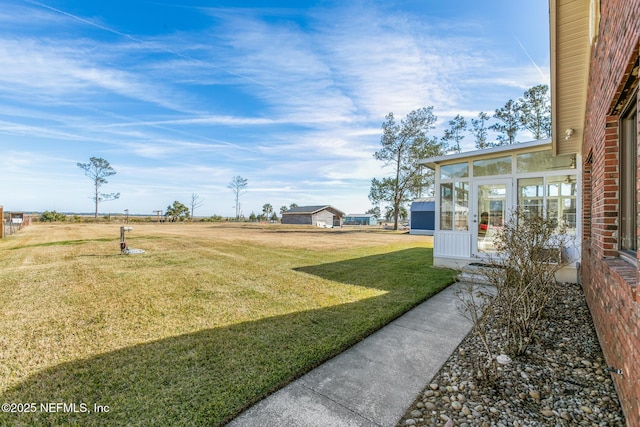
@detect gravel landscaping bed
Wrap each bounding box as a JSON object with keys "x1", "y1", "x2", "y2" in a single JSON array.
[{"x1": 397, "y1": 281, "x2": 626, "y2": 426}]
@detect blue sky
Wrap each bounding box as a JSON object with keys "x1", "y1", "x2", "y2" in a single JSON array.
[{"x1": 0, "y1": 0, "x2": 550, "y2": 217}]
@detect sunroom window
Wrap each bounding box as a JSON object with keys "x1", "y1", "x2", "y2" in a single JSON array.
[
  {"x1": 439, "y1": 163, "x2": 469, "y2": 231},
  {"x1": 519, "y1": 177, "x2": 544, "y2": 219},
  {"x1": 547, "y1": 176, "x2": 578, "y2": 232},
  {"x1": 517, "y1": 150, "x2": 576, "y2": 173},
  {"x1": 440, "y1": 183, "x2": 453, "y2": 230},
  {"x1": 440, "y1": 162, "x2": 469, "y2": 179},
  {"x1": 517, "y1": 175, "x2": 577, "y2": 234},
  {"x1": 473, "y1": 156, "x2": 512, "y2": 176},
  {"x1": 454, "y1": 182, "x2": 469, "y2": 231}
]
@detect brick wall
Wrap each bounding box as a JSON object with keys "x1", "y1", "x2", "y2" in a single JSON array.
[
  {"x1": 582, "y1": 258, "x2": 639, "y2": 424},
  {"x1": 582, "y1": 0, "x2": 640, "y2": 425}
]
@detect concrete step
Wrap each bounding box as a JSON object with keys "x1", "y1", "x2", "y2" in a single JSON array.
[{"x1": 456, "y1": 262, "x2": 502, "y2": 285}]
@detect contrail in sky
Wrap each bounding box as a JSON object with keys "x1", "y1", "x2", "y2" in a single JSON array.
[
  {"x1": 514, "y1": 36, "x2": 548, "y2": 82},
  {"x1": 26, "y1": 0, "x2": 298, "y2": 101}
]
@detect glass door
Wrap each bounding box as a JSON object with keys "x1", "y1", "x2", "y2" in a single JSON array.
[{"x1": 473, "y1": 180, "x2": 511, "y2": 256}]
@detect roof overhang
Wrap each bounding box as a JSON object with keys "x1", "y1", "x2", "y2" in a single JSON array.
[
  {"x1": 549, "y1": 0, "x2": 594, "y2": 156},
  {"x1": 282, "y1": 205, "x2": 345, "y2": 217}
]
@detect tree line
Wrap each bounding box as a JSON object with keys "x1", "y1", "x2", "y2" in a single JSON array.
[
  {"x1": 73, "y1": 162, "x2": 301, "y2": 222},
  {"x1": 73, "y1": 84, "x2": 549, "y2": 228},
  {"x1": 369, "y1": 84, "x2": 551, "y2": 230}
]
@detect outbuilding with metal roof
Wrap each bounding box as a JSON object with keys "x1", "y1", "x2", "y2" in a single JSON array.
[{"x1": 280, "y1": 205, "x2": 344, "y2": 227}]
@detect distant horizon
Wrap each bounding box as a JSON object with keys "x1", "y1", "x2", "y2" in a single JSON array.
[
  {"x1": 0, "y1": 0, "x2": 550, "y2": 217},
  {"x1": 2, "y1": 208, "x2": 394, "y2": 218}
]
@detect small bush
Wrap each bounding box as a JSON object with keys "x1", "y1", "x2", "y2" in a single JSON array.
[
  {"x1": 39, "y1": 211, "x2": 67, "y2": 222},
  {"x1": 201, "y1": 215, "x2": 224, "y2": 222}
]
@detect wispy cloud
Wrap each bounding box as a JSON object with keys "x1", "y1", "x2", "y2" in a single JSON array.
[
  {"x1": 0, "y1": 37, "x2": 194, "y2": 114},
  {"x1": 0, "y1": 0, "x2": 550, "y2": 215}
]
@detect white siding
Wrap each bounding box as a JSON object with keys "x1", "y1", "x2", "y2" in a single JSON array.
[
  {"x1": 313, "y1": 210, "x2": 334, "y2": 227},
  {"x1": 434, "y1": 231, "x2": 471, "y2": 258}
]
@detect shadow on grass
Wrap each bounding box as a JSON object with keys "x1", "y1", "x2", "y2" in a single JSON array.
[
  {"x1": 294, "y1": 248, "x2": 439, "y2": 289},
  {"x1": 0, "y1": 248, "x2": 454, "y2": 427}
]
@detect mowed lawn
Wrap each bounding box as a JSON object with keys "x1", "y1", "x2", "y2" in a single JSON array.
[{"x1": 0, "y1": 222, "x2": 454, "y2": 426}]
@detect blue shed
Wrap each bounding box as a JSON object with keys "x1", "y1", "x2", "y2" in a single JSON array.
[
  {"x1": 344, "y1": 214, "x2": 377, "y2": 226},
  {"x1": 410, "y1": 198, "x2": 435, "y2": 235}
]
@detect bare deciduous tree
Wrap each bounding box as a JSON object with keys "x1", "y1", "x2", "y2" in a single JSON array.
[
  {"x1": 228, "y1": 176, "x2": 248, "y2": 220},
  {"x1": 190, "y1": 193, "x2": 204, "y2": 220}
]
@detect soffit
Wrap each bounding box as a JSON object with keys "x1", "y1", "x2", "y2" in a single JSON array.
[{"x1": 550, "y1": 0, "x2": 591, "y2": 156}]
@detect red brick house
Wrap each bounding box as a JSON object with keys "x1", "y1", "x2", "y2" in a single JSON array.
[{"x1": 551, "y1": 0, "x2": 639, "y2": 424}]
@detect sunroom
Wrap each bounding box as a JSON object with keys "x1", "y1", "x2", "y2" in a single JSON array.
[{"x1": 419, "y1": 138, "x2": 581, "y2": 283}]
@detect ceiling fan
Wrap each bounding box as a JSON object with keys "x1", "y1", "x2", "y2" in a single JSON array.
[{"x1": 548, "y1": 154, "x2": 577, "y2": 170}]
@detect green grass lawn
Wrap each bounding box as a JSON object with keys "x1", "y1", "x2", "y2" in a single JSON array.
[{"x1": 0, "y1": 223, "x2": 454, "y2": 426}]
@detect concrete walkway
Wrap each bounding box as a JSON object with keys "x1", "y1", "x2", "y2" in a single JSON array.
[{"x1": 227, "y1": 282, "x2": 473, "y2": 427}]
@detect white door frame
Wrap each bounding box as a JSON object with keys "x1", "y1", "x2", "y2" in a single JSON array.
[{"x1": 471, "y1": 179, "x2": 512, "y2": 258}]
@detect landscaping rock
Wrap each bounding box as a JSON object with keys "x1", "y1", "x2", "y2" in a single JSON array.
[{"x1": 396, "y1": 282, "x2": 626, "y2": 426}]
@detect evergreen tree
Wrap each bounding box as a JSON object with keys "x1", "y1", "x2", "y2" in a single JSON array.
[
  {"x1": 365, "y1": 206, "x2": 381, "y2": 218},
  {"x1": 165, "y1": 201, "x2": 190, "y2": 221},
  {"x1": 518, "y1": 84, "x2": 551, "y2": 140},
  {"x1": 77, "y1": 157, "x2": 120, "y2": 218},
  {"x1": 262, "y1": 203, "x2": 273, "y2": 221},
  {"x1": 490, "y1": 99, "x2": 520, "y2": 145},
  {"x1": 471, "y1": 112, "x2": 492, "y2": 149},
  {"x1": 441, "y1": 114, "x2": 467, "y2": 153},
  {"x1": 369, "y1": 107, "x2": 445, "y2": 230}
]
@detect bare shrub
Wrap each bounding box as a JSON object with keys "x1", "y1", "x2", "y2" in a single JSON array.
[{"x1": 457, "y1": 209, "x2": 574, "y2": 378}]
